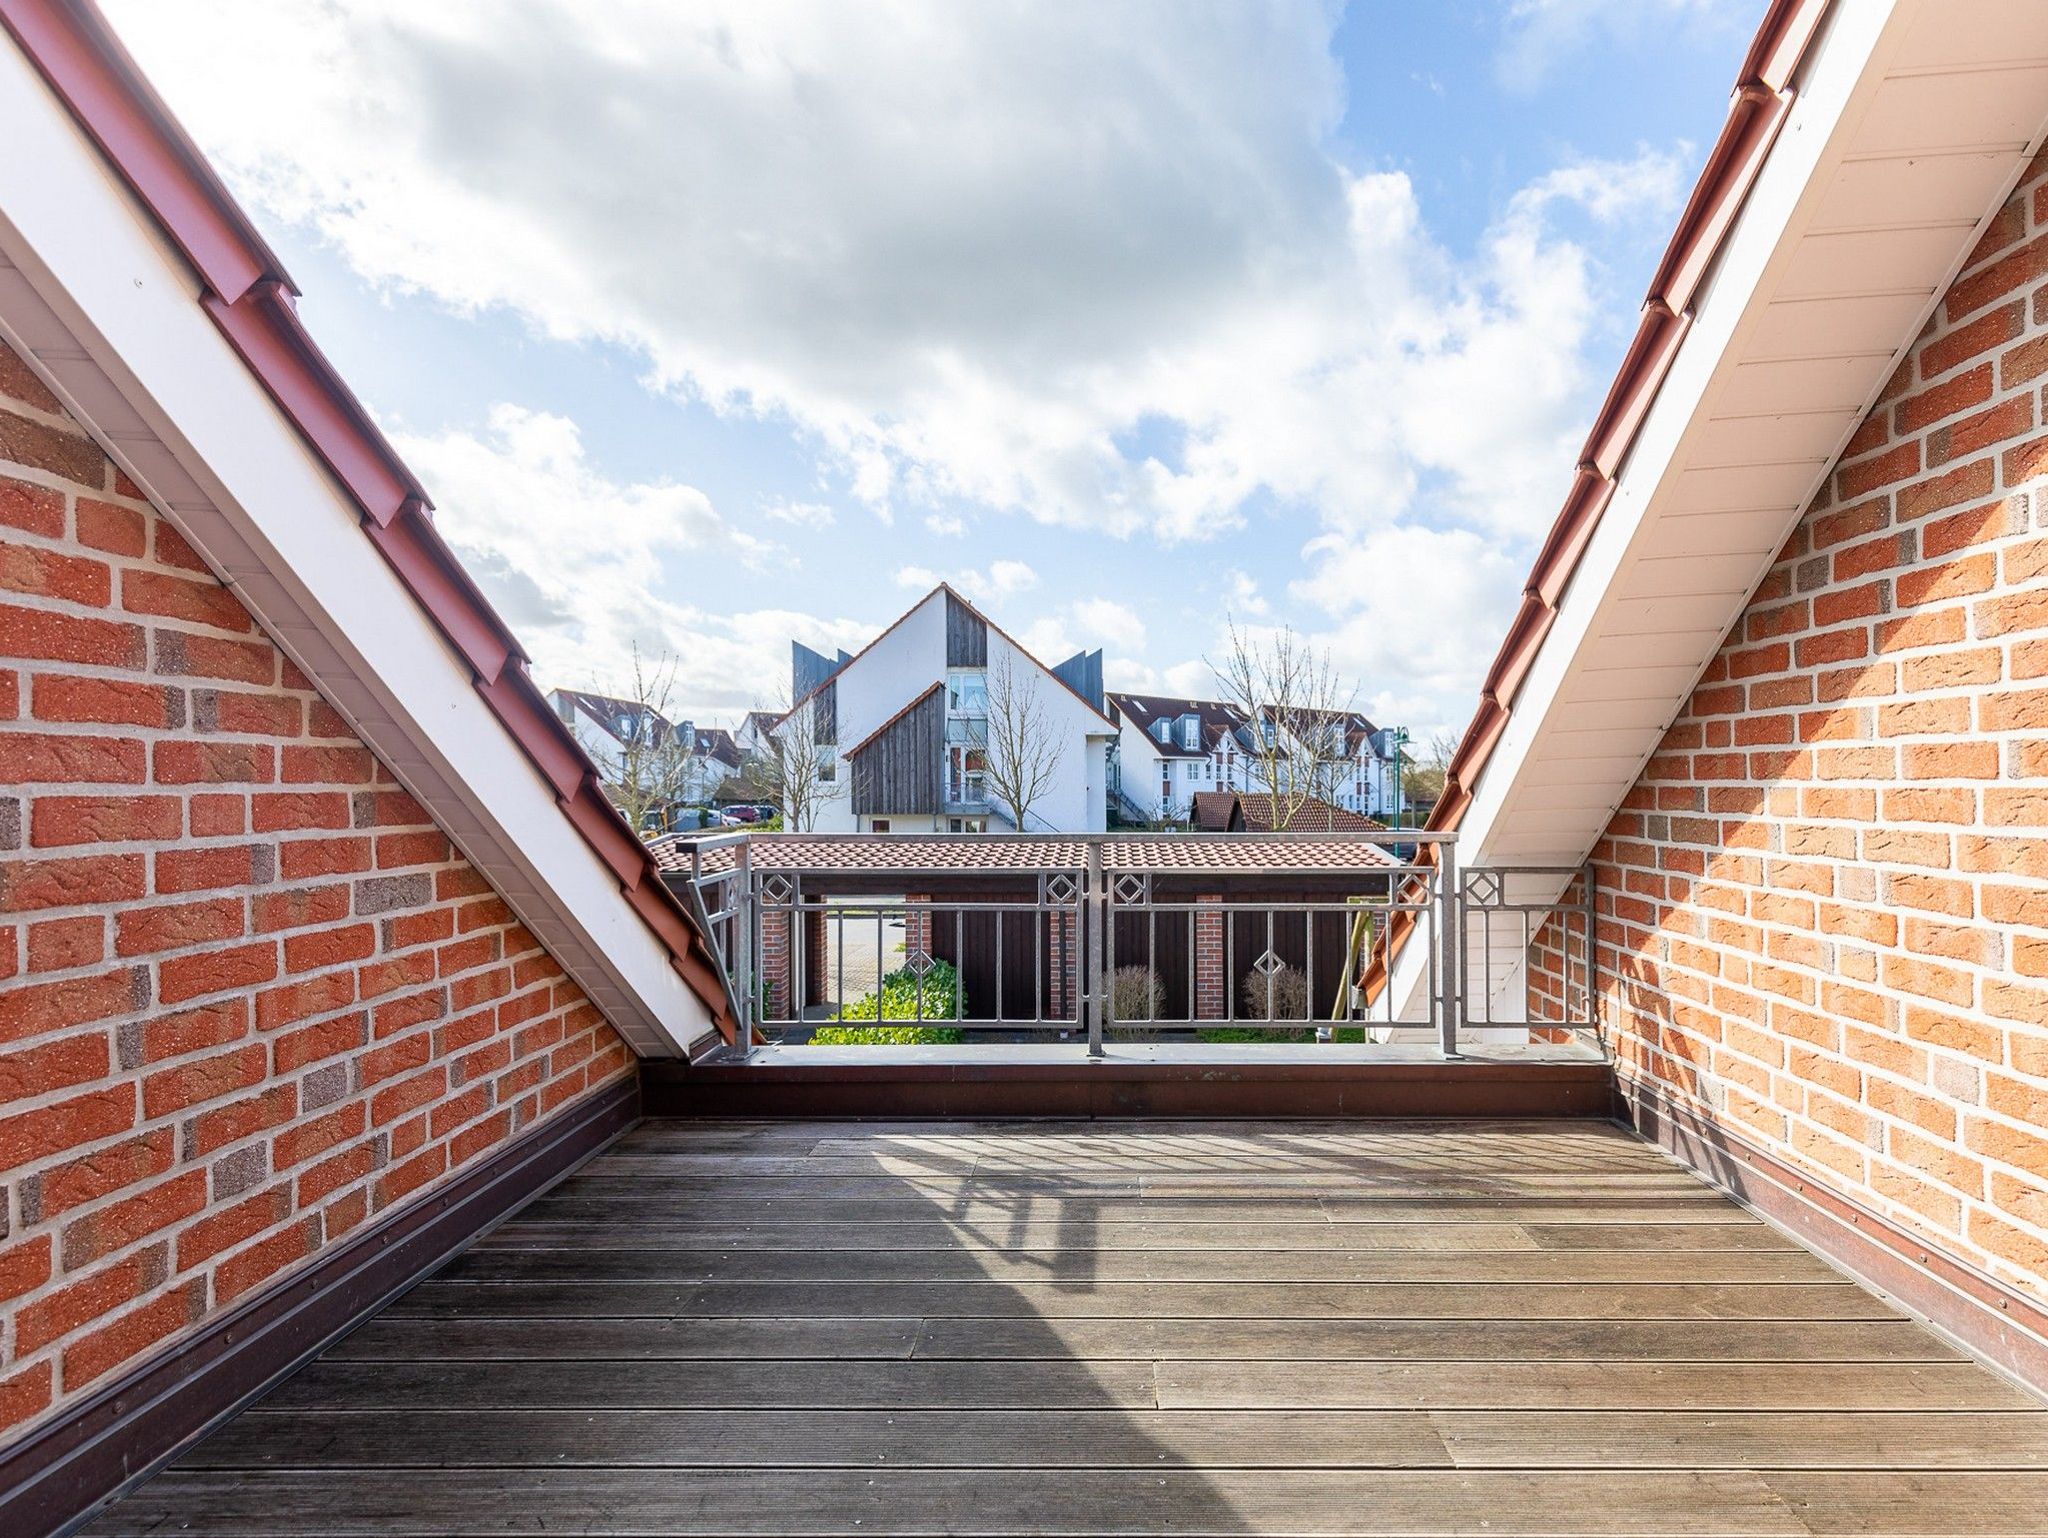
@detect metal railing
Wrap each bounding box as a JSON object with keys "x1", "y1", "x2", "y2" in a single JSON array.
[{"x1": 669, "y1": 829, "x2": 1597, "y2": 1059}]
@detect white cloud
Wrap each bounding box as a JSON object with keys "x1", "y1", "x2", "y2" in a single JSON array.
[
  {"x1": 1069, "y1": 598, "x2": 1147, "y2": 653},
  {"x1": 1497, "y1": 1, "x2": 1748, "y2": 92},
  {"x1": 893, "y1": 559, "x2": 1037, "y2": 604},
  {"x1": 108, "y1": 0, "x2": 1683, "y2": 559},
  {"x1": 1225, "y1": 569, "x2": 1270, "y2": 618},
  {"x1": 762, "y1": 499, "x2": 835, "y2": 528},
  {"x1": 394, "y1": 404, "x2": 862, "y2": 717},
  {"x1": 102, "y1": 1, "x2": 1701, "y2": 736},
  {"x1": 1291, "y1": 523, "x2": 1527, "y2": 740}
]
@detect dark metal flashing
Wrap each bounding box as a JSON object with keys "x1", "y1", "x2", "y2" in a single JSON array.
[
  {"x1": 1624, "y1": 1073, "x2": 2048, "y2": 1401},
  {"x1": 0, "y1": 1076, "x2": 640, "y2": 1538},
  {"x1": 645, "y1": 1056, "x2": 1619, "y2": 1121}
]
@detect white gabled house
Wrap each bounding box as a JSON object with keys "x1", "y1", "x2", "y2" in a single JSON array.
[
  {"x1": 774, "y1": 586, "x2": 1115, "y2": 833},
  {"x1": 547, "y1": 687, "x2": 742, "y2": 804},
  {"x1": 1106, "y1": 694, "x2": 1249, "y2": 822},
  {"x1": 1107, "y1": 694, "x2": 1406, "y2": 824}
]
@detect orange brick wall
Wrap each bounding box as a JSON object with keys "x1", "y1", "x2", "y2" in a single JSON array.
[
  {"x1": 0, "y1": 339, "x2": 634, "y2": 1442},
  {"x1": 1594, "y1": 154, "x2": 2048, "y2": 1300}
]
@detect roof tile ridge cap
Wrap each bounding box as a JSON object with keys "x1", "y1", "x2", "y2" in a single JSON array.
[
  {"x1": 232, "y1": 280, "x2": 435, "y2": 513},
  {"x1": 1420, "y1": 12, "x2": 1834, "y2": 844},
  {"x1": 0, "y1": 0, "x2": 296, "y2": 304}
]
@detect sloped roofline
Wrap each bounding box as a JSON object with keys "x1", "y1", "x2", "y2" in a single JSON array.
[
  {"x1": 0, "y1": 0, "x2": 735, "y2": 1034},
  {"x1": 843, "y1": 679, "x2": 946, "y2": 759},
  {"x1": 1427, "y1": 0, "x2": 1833, "y2": 838},
  {"x1": 781, "y1": 583, "x2": 1117, "y2": 730}
]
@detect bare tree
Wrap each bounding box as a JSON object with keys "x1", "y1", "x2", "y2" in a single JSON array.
[
  {"x1": 1209, "y1": 620, "x2": 1358, "y2": 831},
  {"x1": 1402, "y1": 730, "x2": 1459, "y2": 814},
  {"x1": 572, "y1": 643, "x2": 694, "y2": 832},
  {"x1": 762, "y1": 688, "x2": 842, "y2": 833},
  {"x1": 982, "y1": 651, "x2": 1066, "y2": 832}
]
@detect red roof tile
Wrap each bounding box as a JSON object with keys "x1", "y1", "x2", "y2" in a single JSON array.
[
  {"x1": 1425, "y1": 0, "x2": 1831, "y2": 841},
  {"x1": 655, "y1": 832, "x2": 1400, "y2": 879},
  {"x1": 0, "y1": 0, "x2": 736, "y2": 1036}
]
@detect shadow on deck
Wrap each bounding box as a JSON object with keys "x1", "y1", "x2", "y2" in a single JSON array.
[{"x1": 82, "y1": 1119, "x2": 2048, "y2": 1536}]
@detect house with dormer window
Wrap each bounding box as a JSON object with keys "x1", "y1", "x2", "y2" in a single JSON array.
[
  {"x1": 773, "y1": 587, "x2": 1114, "y2": 833},
  {"x1": 1108, "y1": 694, "x2": 1404, "y2": 823}
]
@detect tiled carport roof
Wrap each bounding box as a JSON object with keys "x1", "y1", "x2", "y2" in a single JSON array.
[{"x1": 652, "y1": 832, "x2": 1401, "y2": 878}]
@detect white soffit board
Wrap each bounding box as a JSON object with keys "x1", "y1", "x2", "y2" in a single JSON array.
[
  {"x1": 0, "y1": 39, "x2": 711, "y2": 1057},
  {"x1": 1469, "y1": 0, "x2": 2048, "y2": 867}
]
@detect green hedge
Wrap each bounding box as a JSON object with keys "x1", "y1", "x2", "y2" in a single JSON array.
[{"x1": 808, "y1": 961, "x2": 966, "y2": 1045}]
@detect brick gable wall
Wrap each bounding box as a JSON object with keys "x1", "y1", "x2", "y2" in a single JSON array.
[
  {"x1": 0, "y1": 339, "x2": 633, "y2": 1442},
  {"x1": 1588, "y1": 153, "x2": 2048, "y2": 1300}
]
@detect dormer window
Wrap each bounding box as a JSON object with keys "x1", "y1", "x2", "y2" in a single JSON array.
[
  {"x1": 1152, "y1": 719, "x2": 1172, "y2": 744},
  {"x1": 1179, "y1": 715, "x2": 1200, "y2": 750}
]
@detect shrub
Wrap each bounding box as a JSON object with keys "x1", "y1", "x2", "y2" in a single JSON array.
[
  {"x1": 809, "y1": 1023, "x2": 965, "y2": 1045},
  {"x1": 809, "y1": 960, "x2": 966, "y2": 1045},
  {"x1": 1108, "y1": 965, "x2": 1164, "y2": 1022},
  {"x1": 1241, "y1": 963, "x2": 1309, "y2": 1021}
]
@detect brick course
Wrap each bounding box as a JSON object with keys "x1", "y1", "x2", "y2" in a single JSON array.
[
  {"x1": 0, "y1": 340, "x2": 633, "y2": 1441},
  {"x1": 1584, "y1": 154, "x2": 2048, "y2": 1300}
]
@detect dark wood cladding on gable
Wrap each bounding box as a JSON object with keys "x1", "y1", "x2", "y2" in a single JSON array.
[
  {"x1": 849, "y1": 687, "x2": 943, "y2": 816},
  {"x1": 945, "y1": 591, "x2": 988, "y2": 668}
]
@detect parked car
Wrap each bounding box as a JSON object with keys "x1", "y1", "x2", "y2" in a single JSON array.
[{"x1": 724, "y1": 805, "x2": 762, "y2": 823}]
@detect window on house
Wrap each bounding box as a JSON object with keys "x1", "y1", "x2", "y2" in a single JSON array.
[
  {"x1": 947, "y1": 669, "x2": 988, "y2": 715},
  {"x1": 871, "y1": 819, "x2": 891, "y2": 833},
  {"x1": 1152, "y1": 719, "x2": 1172, "y2": 744},
  {"x1": 819, "y1": 747, "x2": 838, "y2": 783},
  {"x1": 1180, "y1": 715, "x2": 1200, "y2": 750}
]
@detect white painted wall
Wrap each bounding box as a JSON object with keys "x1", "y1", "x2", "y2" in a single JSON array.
[{"x1": 785, "y1": 589, "x2": 1109, "y2": 833}]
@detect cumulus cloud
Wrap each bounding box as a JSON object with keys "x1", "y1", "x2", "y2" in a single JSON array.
[
  {"x1": 1497, "y1": 0, "x2": 1749, "y2": 92},
  {"x1": 107, "y1": 0, "x2": 1680, "y2": 556},
  {"x1": 762, "y1": 499, "x2": 835, "y2": 529},
  {"x1": 104, "y1": 0, "x2": 1696, "y2": 734},
  {"x1": 395, "y1": 405, "x2": 864, "y2": 715},
  {"x1": 893, "y1": 560, "x2": 1037, "y2": 603}
]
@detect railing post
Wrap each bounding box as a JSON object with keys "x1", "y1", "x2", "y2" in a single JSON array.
[
  {"x1": 1084, "y1": 839, "x2": 1105, "y2": 1058},
  {"x1": 730, "y1": 839, "x2": 754, "y2": 1060},
  {"x1": 1437, "y1": 837, "x2": 1461, "y2": 1059}
]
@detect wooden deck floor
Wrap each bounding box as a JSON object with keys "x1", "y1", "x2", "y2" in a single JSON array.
[{"x1": 87, "y1": 1119, "x2": 2048, "y2": 1535}]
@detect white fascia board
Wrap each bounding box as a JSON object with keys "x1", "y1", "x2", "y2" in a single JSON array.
[
  {"x1": 0, "y1": 41, "x2": 709, "y2": 1056},
  {"x1": 1463, "y1": 0, "x2": 1901, "y2": 868}
]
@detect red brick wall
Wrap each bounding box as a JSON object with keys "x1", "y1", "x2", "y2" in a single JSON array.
[
  {"x1": 1593, "y1": 155, "x2": 2048, "y2": 1300},
  {"x1": 0, "y1": 340, "x2": 634, "y2": 1442}
]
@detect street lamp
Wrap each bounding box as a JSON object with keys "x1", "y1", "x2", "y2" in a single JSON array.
[{"x1": 1385, "y1": 726, "x2": 1409, "y2": 829}]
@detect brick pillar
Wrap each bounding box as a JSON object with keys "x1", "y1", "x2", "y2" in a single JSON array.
[
  {"x1": 1048, "y1": 907, "x2": 1077, "y2": 1020},
  {"x1": 903, "y1": 893, "x2": 932, "y2": 956},
  {"x1": 761, "y1": 904, "x2": 792, "y2": 1020},
  {"x1": 1194, "y1": 893, "x2": 1226, "y2": 1020},
  {"x1": 804, "y1": 906, "x2": 830, "y2": 1009}
]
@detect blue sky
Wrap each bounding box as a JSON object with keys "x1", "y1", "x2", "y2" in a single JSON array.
[{"x1": 107, "y1": 0, "x2": 1758, "y2": 740}]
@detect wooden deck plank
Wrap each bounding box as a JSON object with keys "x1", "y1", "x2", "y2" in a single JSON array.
[
  {"x1": 81, "y1": 1467, "x2": 1820, "y2": 1535},
  {"x1": 555, "y1": 1172, "x2": 1719, "y2": 1200},
  {"x1": 517, "y1": 1194, "x2": 1740, "y2": 1223},
  {"x1": 177, "y1": 1407, "x2": 2048, "y2": 1472},
  {"x1": 385, "y1": 1278, "x2": 1907, "y2": 1321},
  {"x1": 469, "y1": 1219, "x2": 1799, "y2": 1252},
  {"x1": 436, "y1": 1244, "x2": 1840, "y2": 1283},
  {"x1": 326, "y1": 1315, "x2": 1957, "y2": 1363},
  {"x1": 86, "y1": 1117, "x2": 2047, "y2": 1538},
  {"x1": 251, "y1": 1357, "x2": 2033, "y2": 1412}
]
